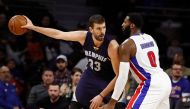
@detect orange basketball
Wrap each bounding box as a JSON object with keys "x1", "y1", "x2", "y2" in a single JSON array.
[{"x1": 8, "y1": 15, "x2": 28, "y2": 35}]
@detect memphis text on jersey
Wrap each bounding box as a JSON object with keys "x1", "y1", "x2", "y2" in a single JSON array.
[{"x1": 84, "y1": 50, "x2": 107, "y2": 62}]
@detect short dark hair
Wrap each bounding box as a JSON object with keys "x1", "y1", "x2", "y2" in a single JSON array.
[
  {"x1": 49, "y1": 82, "x2": 60, "y2": 88},
  {"x1": 88, "y1": 14, "x2": 105, "y2": 27},
  {"x1": 127, "y1": 12, "x2": 144, "y2": 29},
  {"x1": 42, "y1": 68, "x2": 54, "y2": 75},
  {"x1": 71, "y1": 67, "x2": 82, "y2": 75}
]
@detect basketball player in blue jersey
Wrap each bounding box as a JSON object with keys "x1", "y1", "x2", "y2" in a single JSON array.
[
  {"x1": 101, "y1": 13, "x2": 172, "y2": 109},
  {"x1": 22, "y1": 14, "x2": 120, "y2": 109}
]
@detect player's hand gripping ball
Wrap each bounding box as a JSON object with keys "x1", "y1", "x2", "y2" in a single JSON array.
[{"x1": 8, "y1": 15, "x2": 28, "y2": 35}]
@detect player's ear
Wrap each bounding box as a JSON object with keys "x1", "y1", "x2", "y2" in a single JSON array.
[{"x1": 89, "y1": 27, "x2": 93, "y2": 33}]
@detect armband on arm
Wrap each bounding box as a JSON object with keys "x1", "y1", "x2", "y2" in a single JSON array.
[{"x1": 111, "y1": 62, "x2": 130, "y2": 100}]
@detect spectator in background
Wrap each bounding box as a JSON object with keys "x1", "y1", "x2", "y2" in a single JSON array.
[
  {"x1": 40, "y1": 15, "x2": 60, "y2": 63},
  {"x1": 44, "y1": 39, "x2": 59, "y2": 63},
  {"x1": 69, "y1": 68, "x2": 83, "y2": 109},
  {"x1": 59, "y1": 40, "x2": 74, "y2": 56},
  {"x1": 60, "y1": 83, "x2": 70, "y2": 98},
  {"x1": 40, "y1": 15, "x2": 54, "y2": 27},
  {"x1": 24, "y1": 31, "x2": 45, "y2": 85},
  {"x1": 59, "y1": 68, "x2": 83, "y2": 109},
  {"x1": 6, "y1": 37, "x2": 25, "y2": 65},
  {"x1": 25, "y1": 31, "x2": 44, "y2": 64},
  {"x1": 0, "y1": 65, "x2": 23, "y2": 109},
  {"x1": 6, "y1": 59, "x2": 24, "y2": 95},
  {"x1": 70, "y1": 68, "x2": 82, "y2": 93},
  {"x1": 39, "y1": 14, "x2": 58, "y2": 41},
  {"x1": 167, "y1": 40, "x2": 183, "y2": 64},
  {"x1": 6, "y1": 59, "x2": 24, "y2": 82},
  {"x1": 165, "y1": 53, "x2": 190, "y2": 77},
  {"x1": 169, "y1": 62, "x2": 190, "y2": 109},
  {"x1": 27, "y1": 68, "x2": 54, "y2": 109},
  {"x1": 54, "y1": 55, "x2": 71, "y2": 86},
  {"x1": 59, "y1": 68, "x2": 82, "y2": 100},
  {"x1": 37, "y1": 82, "x2": 69, "y2": 109},
  {"x1": 39, "y1": 14, "x2": 70, "y2": 63}
]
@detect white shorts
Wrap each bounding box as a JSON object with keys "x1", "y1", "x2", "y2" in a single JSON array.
[{"x1": 126, "y1": 72, "x2": 172, "y2": 109}]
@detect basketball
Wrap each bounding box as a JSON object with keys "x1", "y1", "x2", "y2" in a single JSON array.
[{"x1": 8, "y1": 15, "x2": 28, "y2": 35}]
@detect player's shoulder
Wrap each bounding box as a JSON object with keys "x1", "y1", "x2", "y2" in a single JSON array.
[
  {"x1": 142, "y1": 33, "x2": 154, "y2": 40},
  {"x1": 130, "y1": 33, "x2": 151, "y2": 38},
  {"x1": 120, "y1": 38, "x2": 135, "y2": 52},
  {"x1": 121, "y1": 38, "x2": 134, "y2": 46},
  {"x1": 119, "y1": 38, "x2": 136, "y2": 57},
  {"x1": 142, "y1": 33, "x2": 151, "y2": 36},
  {"x1": 132, "y1": 33, "x2": 155, "y2": 44},
  {"x1": 80, "y1": 30, "x2": 88, "y2": 38},
  {"x1": 108, "y1": 39, "x2": 119, "y2": 53},
  {"x1": 110, "y1": 39, "x2": 119, "y2": 45}
]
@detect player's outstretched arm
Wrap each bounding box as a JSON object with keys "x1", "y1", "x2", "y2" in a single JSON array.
[{"x1": 21, "y1": 16, "x2": 87, "y2": 45}]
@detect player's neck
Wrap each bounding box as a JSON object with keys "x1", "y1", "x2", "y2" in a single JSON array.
[
  {"x1": 130, "y1": 29, "x2": 141, "y2": 36},
  {"x1": 93, "y1": 37, "x2": 103, "y2": 48}
]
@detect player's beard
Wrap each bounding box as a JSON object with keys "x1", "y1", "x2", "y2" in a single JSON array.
[
  {"x1": 122, "y1": 26, "x2": 131, "y2": 38},
  {"x1": 95, "y1": 34, "x2": 104, "y2": 41}
]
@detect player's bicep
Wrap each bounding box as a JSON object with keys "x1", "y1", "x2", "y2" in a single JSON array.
[
  {"x1": 108, "y1": 40, "x2": 120, "y2": 75},
  {"x1": 57, "y1": 31, "x2": 87, "y2": 45},
  {"x1": 119, "y1": 39, "x2": 135, "y2": 62}
]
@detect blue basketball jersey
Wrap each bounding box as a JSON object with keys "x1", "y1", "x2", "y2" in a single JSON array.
[
  {"x1": 82, "y1": 31, "x2": 115, "y2": 82},
  {"x1": 75, "y1": 32, "x2": 116, "y2": 107}
]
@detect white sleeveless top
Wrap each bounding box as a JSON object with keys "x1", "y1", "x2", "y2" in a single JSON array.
[{"x1": 127, "y1": 33, "x2": 164, "y2": 83}]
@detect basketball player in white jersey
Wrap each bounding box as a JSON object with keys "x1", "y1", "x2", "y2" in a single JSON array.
[{"x1": 101, "y1": 13, "x2": 172, "y2": 109}]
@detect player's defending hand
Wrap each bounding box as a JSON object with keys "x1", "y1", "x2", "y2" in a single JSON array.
[
  {"x1": 90, "y1": 94, "x2": 103, "y2": 109},
  {"x1": 21, "y1": 16, "x2": 34, "y2": 29}
]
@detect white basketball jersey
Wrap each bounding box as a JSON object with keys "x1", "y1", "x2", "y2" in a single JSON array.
[{"x1": 129, "y1": 33, "x2": 164, "y2": 83}]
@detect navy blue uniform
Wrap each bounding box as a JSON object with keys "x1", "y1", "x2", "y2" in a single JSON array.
[{"x1": 75, "y1": 32, "x2": 115, "y2": 108}]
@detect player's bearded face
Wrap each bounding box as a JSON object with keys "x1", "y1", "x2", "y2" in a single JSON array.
[
  {"x1": 123, "y1": 25, "x2": 130, "y2": 32},
  {"x1": 94, "y1": 33, "x2": 105, "y2": 41},
  {"x1": 91, "y1": 23, "x2": 106, "y2": 41},
  {"x1": 122, "y1": 25, "x2": 131, "y2": 37},
  {"x1": 122, "y1": 18, "x2": 131, "y2": 37}
]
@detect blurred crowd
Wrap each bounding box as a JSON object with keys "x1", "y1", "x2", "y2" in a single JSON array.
[{"x1": 1, "y1": 0, "x2": 190, "y2": 109}]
